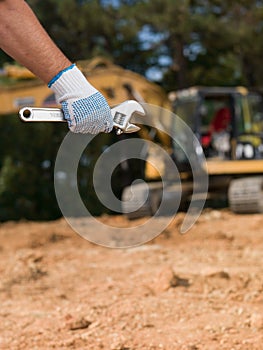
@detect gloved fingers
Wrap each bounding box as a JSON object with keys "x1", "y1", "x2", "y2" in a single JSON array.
[{"x1": 62, "y1": 92, "x2": 113, "y2": 134}]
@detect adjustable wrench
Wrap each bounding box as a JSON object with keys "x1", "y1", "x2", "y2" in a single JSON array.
[{"x1": 19, "y1": 100, "x2": 145, "y2": 135}]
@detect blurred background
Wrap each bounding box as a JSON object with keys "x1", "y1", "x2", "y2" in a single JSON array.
[{"x1": 1, "y1": 0, "x2": 263, "y2": 221}]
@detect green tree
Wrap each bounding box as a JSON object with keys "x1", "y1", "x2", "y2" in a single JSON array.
[
  {"x1": 0, "y1": 114, "x2": 117, "y2": 221},
  {"x1": 190, "y1": 0, "x2": 263, "y2": 86},
  {"x1": 4, "y1": 0, "x2": 263, "y2": 87},
  {"x1": 131, "y1": 0, "x2": 194, "y2": 89},
  {"x1": 127, "y1": 0, "x2": 263, "y2": 89},
  {"x1": 0, "y1": 115, "x2": 66, "y2": 221}
]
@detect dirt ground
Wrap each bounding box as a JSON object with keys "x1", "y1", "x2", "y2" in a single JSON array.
[{"x1": 0, "y1": 209, "x2": 263, "y2": 350}]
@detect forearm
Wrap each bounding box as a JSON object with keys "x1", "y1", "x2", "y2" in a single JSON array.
[
  {"x1": 0, "y1": 0, "x2": 71, "y2": 83},
  {"x1": 0, "y1": 0, "x2": 113, "y2": 134}
]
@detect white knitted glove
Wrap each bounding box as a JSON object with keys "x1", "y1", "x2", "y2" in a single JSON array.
[{"x1": 48, "y1": 64, "x2": 113, "y2": 134}]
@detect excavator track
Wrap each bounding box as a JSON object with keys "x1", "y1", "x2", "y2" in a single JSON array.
[{"x1": 228, "y1": 176, "x2": 263, "y2": 213}]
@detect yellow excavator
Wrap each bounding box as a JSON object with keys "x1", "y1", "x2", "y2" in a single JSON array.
[
  {"x1": 1, "y1": 59, "x2": 263, "y2": 216},
  {"x1": 121, "y1": 86, "x2": 263, "y2": 217},
  {"x1": 169, "y1": 86, "x2": 263, "y2": 213}
]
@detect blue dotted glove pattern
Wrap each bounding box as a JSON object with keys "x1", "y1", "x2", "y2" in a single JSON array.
[{"x1": 62, "y1": 92, "x2": 113, "y2": 134}]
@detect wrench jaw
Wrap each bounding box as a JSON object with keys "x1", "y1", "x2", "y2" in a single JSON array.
[
  {"x1": 115, "y1": 123, "x2": 140, "y2": 135},
  {"x1": 122, "y1": 123, "x2": 141, "y2": 134},
  {"x1": 111, "y1": 100, "x2": 145, "y2": 135}
]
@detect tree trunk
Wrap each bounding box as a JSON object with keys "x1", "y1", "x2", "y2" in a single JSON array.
[
  {"x1": 242, "y1": 55, "x2": 256, "y2": 86},
  {"x1": 170, "y1": 36, "x2": 189, "y2": 89}
]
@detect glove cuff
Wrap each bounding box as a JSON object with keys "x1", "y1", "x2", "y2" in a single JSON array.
[{"x1": 48, "y1": 64, "x2": 97, "y2": 103}]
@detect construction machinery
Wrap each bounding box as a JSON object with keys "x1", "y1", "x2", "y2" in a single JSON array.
[
  {"x1": 122, "y1": 86, "x2": 263, "y2": 217},
  {"x1": 170, "y1": 86, "x2": 263, "y2": 213}
]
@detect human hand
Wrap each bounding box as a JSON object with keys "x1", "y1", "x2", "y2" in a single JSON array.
[{"x1": 48, "y1": 64, "x2": 113, "y2": 134}]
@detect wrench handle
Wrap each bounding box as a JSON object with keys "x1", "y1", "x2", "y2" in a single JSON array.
[{"x1": 19, "y1": 107, "x2": 65, "y2": 122}]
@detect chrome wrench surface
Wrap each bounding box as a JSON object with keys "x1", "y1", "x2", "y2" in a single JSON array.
[{"x1": 19, "y1": 100, "x2": 145, "y2": 135}]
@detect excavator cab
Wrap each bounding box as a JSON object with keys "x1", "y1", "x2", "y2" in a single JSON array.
[
  {"x1": 170, "y1": 87, "x2": 263, "y2": 164},
  {"x1": 170, "y1": 87, "x2": 263, "y2": 213}
]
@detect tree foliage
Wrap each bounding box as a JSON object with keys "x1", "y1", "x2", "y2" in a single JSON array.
[
  {"x1": 0, "y1": 115, "x2": 115, "y2": 221},
  {"x1": 24, "y1": 0, "x2": 263, "y2": 88}
]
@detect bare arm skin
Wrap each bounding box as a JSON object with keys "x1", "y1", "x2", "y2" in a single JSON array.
[{"x1": 0, "y1": 0, "x2": 71, "y2": 83}]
